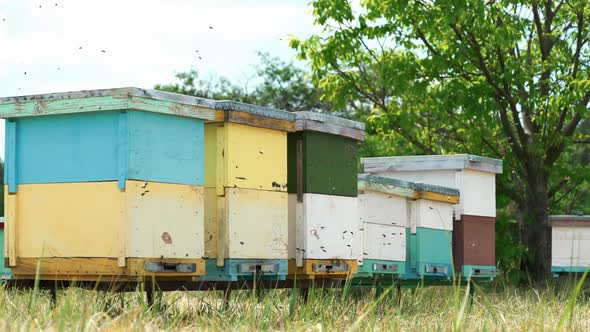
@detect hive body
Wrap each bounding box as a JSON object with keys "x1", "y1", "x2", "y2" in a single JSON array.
[
  {"x1": 287, "y1": 112, "x2": 365, "y2": 278},
  {"x1": 1, "y1": 88, "x2": 212, "y2": 281},
  {"x1": 550, "y1": 216, "x2": 590, "y2": 276},
  {"x1": 200, "y1": 106, "x2": 294, "y2": 281},
  {"x1": 362, "y1": 155, "x2": 502, "y2": 279}
]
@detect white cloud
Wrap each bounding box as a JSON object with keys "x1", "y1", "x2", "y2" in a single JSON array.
[{"x1": 0, "y1": 0, "x2": 319, "y2": 159}]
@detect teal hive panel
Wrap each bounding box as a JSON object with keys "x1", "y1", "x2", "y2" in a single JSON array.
[
  {"x1": 403, "y1": 228, "x2": 453, "y2": 279},
  {"x1": 5, "y1": 110, "x2": 204, "y2": 192},
  {"x1": 198, "y1": 259, "x2": 288, "y2": 282},
  {"x1": 0, "y1": 220, "x2": 11, "y2": 280}
]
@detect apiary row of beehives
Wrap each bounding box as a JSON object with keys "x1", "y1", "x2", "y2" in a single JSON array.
[{"x1": 0, "y1": 87, "x2": 502, "y2": 283}]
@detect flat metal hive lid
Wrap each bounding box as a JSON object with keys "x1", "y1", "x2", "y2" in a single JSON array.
[{"x1": 362, "y1": 154, "x2": 503, "y2": 174}]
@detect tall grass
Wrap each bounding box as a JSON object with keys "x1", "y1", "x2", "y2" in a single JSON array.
[{"x1": 0, "y1": 280, "x2": 589, "y2": 331}]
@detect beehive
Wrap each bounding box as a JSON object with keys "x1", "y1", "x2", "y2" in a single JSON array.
[
  {"x1": 356, "y1": 175, "x2": 411, "y2": 278},
  {"x1": 550, "y1": 215, "x2": 590, "y2": 276},
  {"x1": 0, "y1": 218, "x2": 11, "y2": 280},
  {"x1": 356, "y1": 175, "x2": 459, "y2": 280},
  {"x1": 287, "y1": 112, "x2": 365, "y2": 278},
  {"x1": 362, "y1": 155, "x2": 502, "y2": 279},
  {"x1": 0, "y1": 87, "x2": 215, "y2": 281},
  {"x1": 201, "y1": 102, "x2": 294, "y2": 281}
]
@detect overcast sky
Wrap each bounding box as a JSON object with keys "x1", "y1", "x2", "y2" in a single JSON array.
[{"x1": 0, "y1": 0, "x2": 319, "y2": 159}]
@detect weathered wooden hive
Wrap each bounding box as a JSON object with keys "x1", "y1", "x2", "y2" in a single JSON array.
[
  {"x1": 361, "y1": 154, "x2": 502, "y2": 279},
  {"x1": 550, "y1": 215, "x2": 590, "y2": 276},
  {"x1": 201, "y1": 101, "x2": 295, "y2": 281},
  {"x1": 0, "y1": 218, "x2": 11, "y2": 280},
  {"x1": 0, "y1": 87, "x2": 215, "y2": 281},
  {"x1": 287, "y1": 112, "x2": 365, "y2": 278},
  {"x1": 356, "y1": 174, "x2": 459, "y2": 280}
]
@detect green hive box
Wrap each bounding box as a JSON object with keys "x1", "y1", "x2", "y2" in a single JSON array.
[{"x1": 287, "y1": 112, "x2": 364, "y2": 197}]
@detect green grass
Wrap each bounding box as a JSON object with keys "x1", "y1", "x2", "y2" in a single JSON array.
[{"x1": 0, "y1": 280, "x2": 590, "y2": 331}]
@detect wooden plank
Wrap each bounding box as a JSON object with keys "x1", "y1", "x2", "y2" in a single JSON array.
[
  {"x1": 118, "y1": 188, "x2": 127, "y2": 267},
  {"x1": 224, "y1": 123, "x2": 288, "y2": 192},
  {"x1": 204, "y1": 188, "x2": 218, "y2": 259},
  {"x1": 363, "y1": 224, "x2": 406, "y2": 262},
  {"x1": 361, "y1": 154, "x2": 503, "y2": 174},
  {"x1": 216, "y1": 195, "x2": 227, "y2": 266},
  {"x1": 296, "y1": 139, "x2": 303, "y2": 202},
  {"x1": 204, "y1": 123, "x2": 222, "y2": 188},
  {"x1": 0, "y1": 87, "x2": 218, "y2": 121},
  {"x1": 226, "y1": 110, "x2": 295, "y2": 132},
  {"x1": 126, "y1": 181, "x2": 205, "y2": 259},
  {"x1": 299, "y1": 194, "x2": 362, "y2": 261},
  {"x1": 216, "y1": 125, "x2": 226, "y2": 196},
  {"x1": 358, "y1": 191, "x2": 409, "y2": 227},
  {"x1": 11, "y1": 257, "x2": 125, "y2": 276},
  {"x1": 295, "y1": 111, "x2": 365, "y2": 130},
  {"x1": 552, "y1": 226, "x2": 590, "y2": 267},
  {"x1": 12, "y1": 111, "x2": 205, "y2": 187},
  {"x1": 295, "y1": 119, "x2": 365, "y2": 141},
  {"x1": 222, "y1": 188, "x2": 288, "y2": 260},
  {"x1": 288, "y1": 131, "x2": 359, "y2": 197},
  {"x1": 5, "y1": 187, "x2": 17, "y2": 266},
  {"x1": 15, "y1": 182, "x2": 122, "y2": 259},
  {"x1": 5, "y1": 120, "x2": 16, "y2": 193},
  {"x1": 410, "y1": 199, "x2": 454, "y2": 231},
  {"x1": 418, "y1": 191, "x2": 460, "y2": 204}
]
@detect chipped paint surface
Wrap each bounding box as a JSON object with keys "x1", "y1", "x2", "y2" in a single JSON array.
[
  {"x1": 293, "y1": 194, "x2": 362, "y2": 263},
  {"x1": 552, "y1": 226, "x2": 590, "y2": 268},
  {"x1": 10, "y1": 182, "x2": 122, "y2": 258},
  {"x1": 7, "y1": 110, "x2": 204, "y2": 192},
  {"x1": 367, "y1": 168, "x2": 496, "y2": 218},
  {"x1": 7, "y1": 181, "x2": 205, "y2": 262},
  {"x1": 220, "y1": 123, "x2": 288, "y2": 192},
  {"x1": 205, "y1": 122, "x2": 288, "y2": 192},
  {"x1": 409, "y1": 199, "x2": 454, "y2": 232},
  {"x1": 220, "y1": 188, "x2": 288, "y2": 259},
  {"x1": 358, "y1": 191, "x2": 409, "y2": 227},
  {"x1": 126, "y1": 181, "x2": 204, "y2": 259},
  {"x1": 203, "y1": 187, "x2": 218, "y2": 259},
  {"x1": 363, "y1": 224, "x2": 406, "y2": 262}
]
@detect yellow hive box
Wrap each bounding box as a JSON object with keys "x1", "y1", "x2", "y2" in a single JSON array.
[
  {"x1": 204, "y1": 123, "x2": 288, "y2": 193},
  {"x1": 204, "y1": 187, "x2": 288, "y2": 263},
  {"x1": 5, "y1": 181, "x2": 206, "y2": 280}
]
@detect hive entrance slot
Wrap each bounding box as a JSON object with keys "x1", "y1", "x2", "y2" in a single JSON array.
[
  {"x1": 372, "y1": 263, "x2": 399, "y2": 272},
  {"x1": 239, "y1": 263, "x2": 280, "y2": 274},
  {"x1": 312, "y1": 262, "x2": 349, "y2": 273},
  {"x1": 144, "y1": 261, "x2": 197, "y2": 273}
]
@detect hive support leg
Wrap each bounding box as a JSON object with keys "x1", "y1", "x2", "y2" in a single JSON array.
[
  {"x1": 223, "y1": 283, "x2": 232, "y2": 310},
  {"x1": 395, "y1": 282, "x2": 402, "y2": 307},
  {"x1": 300, "y1": 285, "x2": 310, "y2": 304},
  {"x1": 49, "y1": 288, "x2": 57, "y2": 307},
  {"x1": 468, "y1": 280, "x2": 475, "y2": 306}
]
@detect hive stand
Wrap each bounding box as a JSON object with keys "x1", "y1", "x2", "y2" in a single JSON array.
[
  {"x1": 362, "y1": 154, "x2": 503, "y2": 281},
  {"x1": 287, "y1": 112, "x2": 365, "y2": 279}
]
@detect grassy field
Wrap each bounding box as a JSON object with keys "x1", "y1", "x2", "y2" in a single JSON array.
[{"x1": 0, "y1": 279, "x2": 589, "y2": 331}]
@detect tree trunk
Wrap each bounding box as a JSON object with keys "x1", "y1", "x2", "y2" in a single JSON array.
[{"x1": 519, "y1": 170, "x2": 552, "y2": 282}]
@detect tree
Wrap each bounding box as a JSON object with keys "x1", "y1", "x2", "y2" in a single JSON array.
[
  {"x1": 291, "y1": 0, "x2": 590, "y2": 279},
  {"x1": 155, "y1": 52, "x2": 330, "y2": 113}
]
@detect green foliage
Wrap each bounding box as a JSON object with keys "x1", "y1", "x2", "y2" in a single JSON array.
[
  {"x1": 292, "y1": 0, "x2": 590, "y2": 279},
  {"x1": 155, "y1": 52, "x2": 329, "y2": 113}
]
